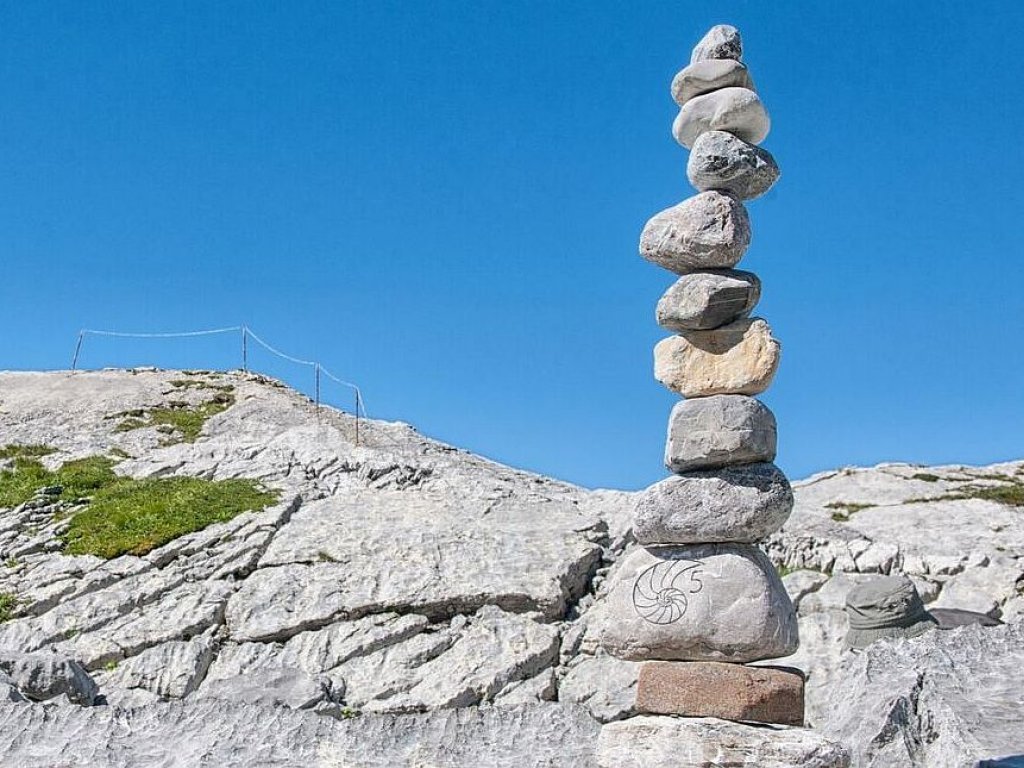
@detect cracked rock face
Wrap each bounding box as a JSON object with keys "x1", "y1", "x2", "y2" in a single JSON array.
[
  {"x1": 820, "y1": 621, "x2": 1024, "y2": 767},
  {"x1": 2, "y1": 371, "x2": 1023, "y2": 765},
  {"x1": 0, "y1": 370, "x2": 630, "y2": 730}
]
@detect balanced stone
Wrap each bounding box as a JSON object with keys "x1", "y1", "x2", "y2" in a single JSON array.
[
  {"x1": 656, "y1": 269, "x2": 760, "y2": 331},
  {"x1": 636, "y1": 661, "x2": 805, "y2": 725},
  {"x1": 597, "y1": 716, "x2": 851, "y2": 768},
  {"x1": 654, "y1": 317, "x2": 780, "y2": 397},
  {"x1": 633, "y1": 463, "x2": 792, "y2": 544},
  {"x1": 690, "y1": 24, "x2": 742, "y2": 64},
  {"x1": 671, "y1": 59, "x2": 753, "y2": 106},
  {"x1": 639, "y1": 192, "x2": 750, "y2": 273},
  {"x1": 687, "y1": 130, "x2": 780, "y2": 200},
  {"x1": 672, "y1": 87, "x2": 770, "y2": 149},
  {"x1": 598, "y1": 544, "x2": 799, "y2": 662},
  {"x1": 664, "y1": 395, "x2": 776, "y2": 473}
]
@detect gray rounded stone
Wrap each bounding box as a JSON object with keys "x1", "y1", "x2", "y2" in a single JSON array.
[
  {"x1": 671, "y1": 59, "x2": 753, "y2": 106},
  {"x1": 598, "y1": 543, "x2": 798, "y2": 662},
  {"x1": 672, "y1": 87, "x2": 770, "y2": 149},
  {"x1": 687, "y1": 130, "x2": 780, "y2": 200},
  {"x1": 663, "y1": 395, "x2": 777, "y2": 474},
  {"x1": 639, "y1": 192, "x2": 750, "y2": 273},
  {"x1": 690, "y1": 24, "x2": 742, "y2": 64},
  {"x1": 656, "y1": 269, "x2": 761, "y2": 332},
  {"x1": 633, "y1": 463, "x2": 794, "y2": 544}
]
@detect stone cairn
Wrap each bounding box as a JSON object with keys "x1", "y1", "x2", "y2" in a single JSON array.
[{"x1": 595, "y1": 24, "x2": 850, "y2": 768}]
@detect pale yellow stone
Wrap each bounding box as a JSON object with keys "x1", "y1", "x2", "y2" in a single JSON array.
[{"x1": 654, "y1": 317, "x2": 780, "y2": 397}]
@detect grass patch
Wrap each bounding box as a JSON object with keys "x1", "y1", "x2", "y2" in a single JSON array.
[
  {"x1": 825, "y1": 501, "x2": 875, "y2": 522},
  {"x1": 169, "y1": 378, "x2": 234, "y2": 394},
  {"x1": 0, "y1": 593, "x2": 17, "y2": 623},
  {"x1": 0, "y1": 444, "x2": 56, "y2": 460},
  {"x1": 1, "y1": 455, "x2": 119, "y2": 508},
  {"x1": 61, "y1": 476, "x2": 278, "y2": 559},
  {"x1": 909, "y1": 478, "x2": 1024, "y2": 508},
  {"x1": 111, "y1": 387, "x2": 235, "y2": 444},
  {"x1": 911, "y1": 473, "x2": 941, "y2": 482},
  {"x1": 970, "y1": 484, "x2": 1024, "y2": 507},
  {"x1": 1, "y1": 448, "x2": 278, "y2": 559}
]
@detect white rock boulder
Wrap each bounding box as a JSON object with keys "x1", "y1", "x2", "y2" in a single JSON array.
[
  {"x1": 599, "y1": 544, "x2": 799, "y2": 662},
  {"x1": 634, "y1": 463, "x2": 793, "y2": 544},
  {"x1": 690, "y1": 24, "x2": 743, "y2": 63},
  {"x1": 640, "y1": 191, "x2": 751, "y2": 273},
  {"x1": 673, "y1": 87, "x2": 770, "y2": 149},
  {"x1": 671, "y1": 59, "x2": 753, "y2": 106}
]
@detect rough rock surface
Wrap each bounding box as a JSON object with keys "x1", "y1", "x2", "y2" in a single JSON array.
[
  {"x1": 656, "y1": 269, "x2": 761, "y2": 331},
  {"x1": 673, "y1": 87, "x2": 770, "y2": 149},
  {"x1": 633, "y1": 463, "x2": 793, "y2": 544},
  {"x1": 597, "y1": 715, "x2": 850, "y2": 768},
  {"x1": 636, "y1": 660, "x2": 804, "y2": 725},
  {"x1": 2, "y1": 371, "x2": 1023, "y2": 764},
  {"x1": 639, "y1": 191, "x2": 751, "y2": 273},
  {"x1": 671, "y1": 59, "x2": 753, "y2": 106},
  {"x1": 664, "y1": 394, "x2": 776, "y2": 473},
  {"x1": 0, "y1": 370, "x2": 630, "y2": 727},
  {"x1": 598, "y1": 544, "x2": 798, "y2": 662},
  {"x1": 0, "y1": 699, "x2": 601, "y2": 767},
  {"x1": 820, "y1": 621, "x2": 1024, "y2": 767},
  {"x1": 690, "y1": 24, "x2": 743, "y2": 64},
  {"x1": 654, "y1": 317, "x2": 781, "y2": 397},
  {"x1": 687, "y1": 129, "x2": 780, "y2": 200},
  {"x1": 0, "y1": 651, "x2": 98, "y2": 705}
]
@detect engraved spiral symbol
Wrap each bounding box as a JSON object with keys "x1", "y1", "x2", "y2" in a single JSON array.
[{"x1": 632, "y1": 559, "x2": 704, "y2": 625}]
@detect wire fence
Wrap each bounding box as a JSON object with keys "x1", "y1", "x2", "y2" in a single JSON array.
[{"x1": 70, "y1": 324, "x2": 367, "y2": 444}]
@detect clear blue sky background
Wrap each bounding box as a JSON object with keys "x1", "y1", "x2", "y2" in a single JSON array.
[{"x1": 2, "y1": 2, "x2": 1022, "y2": 490}]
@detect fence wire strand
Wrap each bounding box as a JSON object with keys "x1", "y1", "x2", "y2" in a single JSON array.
[{"x1": 71, "y1": 324, "x2": 367, "y2": 419}]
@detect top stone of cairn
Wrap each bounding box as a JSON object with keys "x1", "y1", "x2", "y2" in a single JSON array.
[{"x1": 691, "y1": 24, "x2": 742, "y2": 64}]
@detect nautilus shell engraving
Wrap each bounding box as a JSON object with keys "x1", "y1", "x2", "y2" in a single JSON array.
[{"x1": 632, "y1": 558, "x2": 705, "y2": 625}]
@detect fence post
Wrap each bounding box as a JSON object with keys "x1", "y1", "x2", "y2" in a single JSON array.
[
  {"x1": 314, "y1": 364, "x2": 321, "y2": 415},
  {"x1": 354, "y1": 390, "x2": 360, "y2": 446},
  {"x1": 241, "y1": 327, "x2": 248, "y2": 372},
  {"x1": 71, "y1": 331, "x2": 85, "y2": 371}
]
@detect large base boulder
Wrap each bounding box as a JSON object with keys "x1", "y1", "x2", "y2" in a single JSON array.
[{"x1": 598, "y1": 544, "x2": 798, "y2": 662}]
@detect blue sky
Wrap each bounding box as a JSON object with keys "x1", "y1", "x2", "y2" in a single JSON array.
[{"x1": 2, "y1": 2, "x2": 1022, "y2": 490}]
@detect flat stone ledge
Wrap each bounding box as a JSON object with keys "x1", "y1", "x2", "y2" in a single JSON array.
[{"x1": 597, "y1": 715, "x2": 851, "y2": 768}]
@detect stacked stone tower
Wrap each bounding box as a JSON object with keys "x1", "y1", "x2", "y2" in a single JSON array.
[{"x1": 601, "y1": 23, "x2": 806, "y2": 727}]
